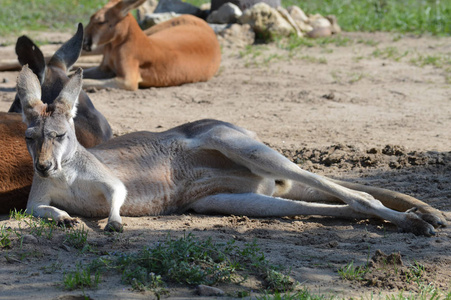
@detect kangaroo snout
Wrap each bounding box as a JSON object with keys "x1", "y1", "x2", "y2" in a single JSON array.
[
  {"x1": 82, "y1": 38, "x2": 92, "y2": 52},
  {"x1": 35, "y1": 161, "x2": 53, "y2": 176}
]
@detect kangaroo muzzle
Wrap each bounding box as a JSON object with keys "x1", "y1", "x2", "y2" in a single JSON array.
[{"x1": 83, "y1": 37, "x2": 92, "y2": 52}]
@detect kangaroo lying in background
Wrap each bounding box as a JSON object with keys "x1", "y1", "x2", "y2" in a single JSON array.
[
  {"x1": 0, "y1": 24, "x2": 112, "y2": 214},
  {"x1": 17, "y1": 67, "x2": 447, "y2": 235},
  {"x1": 82, "y1": 0, "x2": 221, "y2": 91}
]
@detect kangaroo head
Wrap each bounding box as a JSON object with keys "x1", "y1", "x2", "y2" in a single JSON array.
[
  {"x1": 17, "y1": 65, "x2": 83, "y2": 178},
  {"x1": 83, "y1": 0, "x2": 146, "y2": 52}
]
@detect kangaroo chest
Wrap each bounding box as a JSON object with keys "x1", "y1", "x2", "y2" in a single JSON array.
[{"x1": 47, "y1": 172, "x2": 110, "y2": 217}]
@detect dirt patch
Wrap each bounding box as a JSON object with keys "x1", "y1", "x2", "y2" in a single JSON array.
[{"x1": 0, "y1": 31, "x2": 450, "y2": 299}]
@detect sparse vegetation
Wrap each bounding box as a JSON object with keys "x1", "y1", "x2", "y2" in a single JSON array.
[
  {"x1": 337, "y1": 261, "x2": 369, "y2": 281},
  {"x1": 372, "y1": 46, "x2": 409, "y2": 61},
  {"x1": 63, "y1": 263, "x2": 101, "y2": 290},
  {"x1": 88, "y1": 233, "x2": 296, "y2": 295}
]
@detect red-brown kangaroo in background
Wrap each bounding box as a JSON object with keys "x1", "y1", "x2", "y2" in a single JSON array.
[
  {"x1": 1, "y1": 24, "x2": 112, "y2": 214},
  {"x1": 82, "y1": 0, "x2": 221, "y2": 91},
  {"x1": 17, "y1": 66, "x2": 447, "y2": 236}
]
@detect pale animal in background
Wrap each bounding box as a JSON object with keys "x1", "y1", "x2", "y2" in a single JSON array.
[
  {"x1": 82, "y1": 0, "x2": 221, "y2": 91},
  {"x1": 17, "y1": 66, "x2": 447, "y2": 236}
]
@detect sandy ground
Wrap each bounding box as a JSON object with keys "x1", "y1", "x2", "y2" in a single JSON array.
[{"x1": 0, "y1": 31, "x2": 450, "y2": 299}]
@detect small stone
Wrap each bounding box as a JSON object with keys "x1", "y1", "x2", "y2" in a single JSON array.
[
  {"x1": 196, "y1": 284, "x2": 225, "y2": 296},
  {"x1": 22, "y1": 234, "x2": 38, "y2": 244}
]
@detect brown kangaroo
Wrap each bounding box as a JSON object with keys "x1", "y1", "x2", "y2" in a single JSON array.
[
  {"x1": 82, "y1": 0, "x2": 221, "y2": 91},
  {"x1": 17, "y1": 66, "x2": 447, "y2": 236}
]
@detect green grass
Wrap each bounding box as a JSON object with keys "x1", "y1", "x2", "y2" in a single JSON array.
[
  {"x1": 63, "y1": 263, "x2": 101, "y2": 290},
  {"x1": 1, "y1": 0, "x2": 450, "y2": 37},
  {"x1": 88, "y1": 233, "x2": 295, "y2": 294},
  {"x1": 0, "y1": 0, "x2": 106, "y2": 36},
  {"x1": 337, "y1": 261, "x2": 369, "y2": 281},
  {"x1": 284, "y1": 0, "x2": 451, "y2": 36},
  {"x1": 187, "y1": 0, "x2": 451, "y2": 36}
]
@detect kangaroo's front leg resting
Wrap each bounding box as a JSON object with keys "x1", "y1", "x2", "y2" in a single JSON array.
[
  {"x1": 26, "y1": 204, "x2": 79, "y2": 227},
  {"x1": 102, "y1": 180, "x2": 127, "y2": 232}
]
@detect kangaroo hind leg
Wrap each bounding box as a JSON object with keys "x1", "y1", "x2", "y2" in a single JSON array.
[{"x1": 195, "y1": 124, "x2": 438, "y2": 236}]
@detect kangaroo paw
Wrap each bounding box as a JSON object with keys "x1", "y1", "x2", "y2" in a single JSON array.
[
  {"x1": 406, "y1": 207, "x2": 447, "y2": 228},
  {"x1": 104, "y1": 221, "x2": 123, "y2": 233},
  {"x1": 57, "y1": 217, "x2": 79, "y2": 228},
  {"x1": 399, "y1": 209, "x2": 436, "y2": 236}
]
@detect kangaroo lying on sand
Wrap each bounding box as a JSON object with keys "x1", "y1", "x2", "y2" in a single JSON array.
[
  {"x1": 17, "y1": 67, "x2": 446, "y2": 236},
  {"x1": 0, "y1": 25, "x2": 112, "y2": 214},
  {"x1": 82, "y1": 0, "x2": 221, "y2": 90}
]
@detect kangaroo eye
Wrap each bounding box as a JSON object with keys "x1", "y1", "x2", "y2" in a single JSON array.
[{"x1": 56, "y1": 133, "x2": 66, "y2": 139}]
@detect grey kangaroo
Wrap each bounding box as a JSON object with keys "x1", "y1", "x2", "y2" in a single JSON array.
[{"x1": 17, "y1": 66, "x2": 446, "y2": 235}]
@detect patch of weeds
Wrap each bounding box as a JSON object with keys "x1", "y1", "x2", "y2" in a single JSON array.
[
  {"x1": 445, "y1": 72, "x2": 451, "y2": 84},
  {"x1": 24, "y1": 215, "x2": 58, "y2": 239},
  {"x1": 316, "y1": 36, "x2": 353, "y2": 47},
  {"x1": 63, "y1": 263, "x2": 100, "y2": 291},
  {"x1": 262, "y1": 53, "x2": 285, "y2": 66},
  {"x1": 299, "y1": 55, "x2": 327, "y2": 64},
  {"x1": 9, "y1": 209, "x2": 29, "y2": 221},
  {"x1": 404, "y1": 260, "x2": 426, "y2": 285},
  {"x1": 348, "y1": 72, "x2": 366, "y2": 83},
  {"x1": 41, "y1": 261, "x2": 63, "y2": 274},
  {"x1": 410, "y1": 54, "x2": 451, "y2": 68},
  {"x1": 64, "y1": 226, "x2": 90, "y2": 251},
  {"x1": 276, "y1": 35, "x2": 352, "y2": 53},
  {"x1": 256, "y1": 288, "x2": 333, "y2": 300},
  {"x1": 276, "y1": 35, "x2": 315, "y2": 51},
  {"x1": 265, "y1": 269, "x2": 295, "y2": 292},
  {"x1": 17, "y1": 249, "x2": 44, "y2": 261},
  {"x1": 353, "y1": 55, "x2": 365, "y2": 62},
  {"x1": 387, "y1": 283, "x2": 451, "y2": 300},
  {"x1": 0, "y1": 225, "x2": 12, "y2": 248},
  {"x1": 90, "y1": 234, "x2": 295, "y2": 294},
  {"x1": 372, "y1": 46, "x2": 409, "y2": 61},
  {"x1": 9, "y1": 209, "x2": 59, "y2": 240},
  {"x1": 330, "y1": 70, "x2": 342, "y2": 83},
  {"x1": 357, "y1": 39, "x2": 380, "y2": 47},
  {"x1": 239, "y1": 45, "x2": 266, "y2": 59},
  {"x1": 337, "y1": 261, "x2": 369, "y2": 281}
]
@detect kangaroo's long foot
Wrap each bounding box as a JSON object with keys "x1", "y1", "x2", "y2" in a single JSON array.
[{"x1": 398, "y1": 209, "x2": 442, "y2": 236}]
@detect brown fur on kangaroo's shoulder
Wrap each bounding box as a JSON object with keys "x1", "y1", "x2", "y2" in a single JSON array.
[{"x1": 0, "y1": 113, "x2": 32, "y2": 214}]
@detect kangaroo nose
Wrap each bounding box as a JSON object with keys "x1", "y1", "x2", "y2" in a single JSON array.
[
  {"x1": 82, "y1": 38, "x2": 92, "y2": 52},
  {"x1": 36, "y1": 161, "x2": 53, "y2": 172}
]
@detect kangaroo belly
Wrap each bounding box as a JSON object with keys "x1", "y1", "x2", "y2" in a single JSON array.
[{"x1": 90, "y1": 132, "x2": 274, "y2": 216}]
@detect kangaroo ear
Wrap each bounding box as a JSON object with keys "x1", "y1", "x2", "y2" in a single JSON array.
[
  {"x1": 55, "y1": 68, "x2": 83, "y2": 118},
  {"x1": 17, "y1": 65, "x2": 44, "y2": 124},
  {"x1": 116, "y1": 0, "x2": 146, "y2": 18},
  {"x1": 48, "y1": 23, "x2": 83, "y2": 72},
  {"x1": 15, "y1": 36, "x2": 46, "y2": 85}
]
